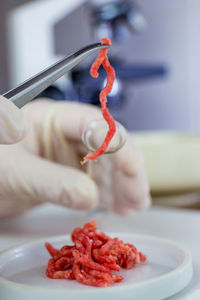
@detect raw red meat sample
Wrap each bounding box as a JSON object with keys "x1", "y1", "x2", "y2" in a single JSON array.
[
  {"x1": 45, "y1": 220, "x2": 146, "y2": 287},
  {"x1": 81, "y1": 38, "x2": 116, "y2": 164}
]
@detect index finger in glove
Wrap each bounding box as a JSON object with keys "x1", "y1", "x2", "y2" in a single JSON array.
[{"x1": 23, "y1": 100, "x2": 101, "y2": 141}]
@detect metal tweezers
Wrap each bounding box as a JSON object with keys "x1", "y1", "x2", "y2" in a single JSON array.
[{"x1": 3, "y1": 43, "x2": 109, "y2": 108}]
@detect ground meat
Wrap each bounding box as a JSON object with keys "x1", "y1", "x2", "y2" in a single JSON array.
[{"x1": 45, "y1": 220, "x2": 146, "y2": 287}]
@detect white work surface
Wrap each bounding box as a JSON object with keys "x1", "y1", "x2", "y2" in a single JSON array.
[{"x1": 0, "y1": 204, "x2": 199, "y2": 299}]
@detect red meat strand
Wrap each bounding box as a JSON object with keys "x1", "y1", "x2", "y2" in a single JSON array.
[
  {"x1": 45, "y1": 220, "x2": 146, "y2": 287},
  {"x1": 81, "y1": 37, "x2": 116, "y2": 164}
]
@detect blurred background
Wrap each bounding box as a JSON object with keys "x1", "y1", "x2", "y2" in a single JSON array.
[{"x1": 1, "y1": 0, "x2": 200, "y2": 208}]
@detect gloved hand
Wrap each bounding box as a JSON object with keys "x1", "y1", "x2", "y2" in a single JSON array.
[
  {"x1": 0, "y1": 95, "x2": 27, "y2": 144},
  {"x1": 0, "y1": 99, "x2": 151, "y2": 219}
]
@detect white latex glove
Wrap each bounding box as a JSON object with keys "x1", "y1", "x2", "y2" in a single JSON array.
[
  {"x1": 0, "y1": 95, "x2": 27, "y2": 144},
  {"x1": 0, "y1": 99, "x2": 151, "y2": 219}
]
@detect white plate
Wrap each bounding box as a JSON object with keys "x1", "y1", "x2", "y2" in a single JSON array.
[{"x1": 0, "y1": 234, "x2": 192, "y2": 300}]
